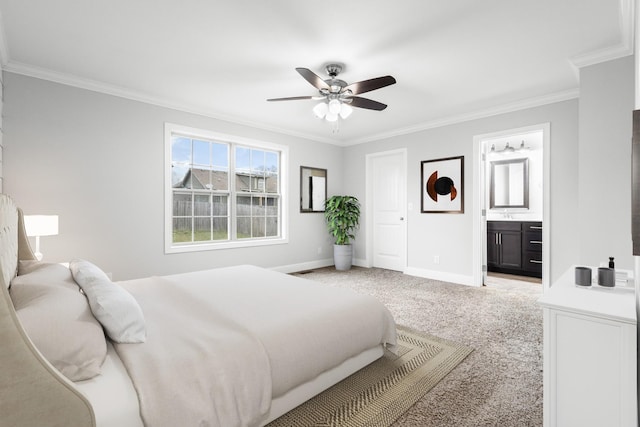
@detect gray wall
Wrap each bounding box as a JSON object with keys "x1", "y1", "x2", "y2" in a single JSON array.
[
  {"x1": 578, "y1": 56, "x2": 635, "y2": 269},
  {"x1": 3, "y1": 73, "x2": 342, "y2": 280},
  {"x1": 3, "y1": 55, "x2": 634, "y2": 284},
  {"x1": 343, "y1": 100, "x2": 579, "y2": 284},
  {"x1": 343, "y1": 55, "x2": 634, "y2": 285}
]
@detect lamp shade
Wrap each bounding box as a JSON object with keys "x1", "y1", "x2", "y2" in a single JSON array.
[{"x1": 24, "y1": 215, "x2": 59, "y2": 237}]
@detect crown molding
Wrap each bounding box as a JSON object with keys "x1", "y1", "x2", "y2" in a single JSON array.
[
  {"x1": 570, "y1": 42, "x2": 634, "y2": 70},
  {"x1": 5, "y1": 60, "x2": 581, "y2": 148},
  {"x1": 0, "y1": 1, "x2": 632, "y2": 147},
  {"x1": 570, "y1": 0, "x2": 634, "y2": 69},
  {"x1": 3, "y1": 61, "x2": 341, "y2": 146},
  {"x1": 346, "y1": 89, "x2": 580, "y2": 146}
]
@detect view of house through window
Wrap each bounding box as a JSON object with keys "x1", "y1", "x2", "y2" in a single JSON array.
[{"x1": 168, "y1": 125, "x2": 282, "y2": 250}]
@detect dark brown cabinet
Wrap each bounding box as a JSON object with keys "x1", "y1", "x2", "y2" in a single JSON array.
[
  {"x1": 522, "y1": 222, "x2": 543, "y2": 276},
  {"x1": 487, "y1": 221, "x2": 542, "y2": 278}
]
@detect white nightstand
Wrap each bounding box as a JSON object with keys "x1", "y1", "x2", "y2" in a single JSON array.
[{"x1": 538, "y1": 267, "x2": 637, "y2": 427}]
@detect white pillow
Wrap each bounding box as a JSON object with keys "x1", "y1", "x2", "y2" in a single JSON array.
[
  {"x1": 69, "y1": 259, "x2": 146, "y2": 343},
  {"x1": 10, "y1": 262, "x2": 107, "y2": 381}
]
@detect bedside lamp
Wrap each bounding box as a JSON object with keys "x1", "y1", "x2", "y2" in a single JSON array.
[{"x1": 24, "y1": 215, "x2": 59, "y2": 261}]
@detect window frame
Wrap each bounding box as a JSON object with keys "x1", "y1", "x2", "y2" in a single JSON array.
[{"x1": 164, "y1": 123, "x2": 288, "y2": 254}]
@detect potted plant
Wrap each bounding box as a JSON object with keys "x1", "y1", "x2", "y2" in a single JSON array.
[{"x1": 324, "y1": 195, "x2": 361, "y2": 270}]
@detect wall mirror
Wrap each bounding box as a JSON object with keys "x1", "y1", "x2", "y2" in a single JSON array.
[
  {"x1": 490, "y1": 158, "x2": 529, "y2": 209},
  {"x1": 300, "y1": 166, "x2": 327, "y2": 212}
]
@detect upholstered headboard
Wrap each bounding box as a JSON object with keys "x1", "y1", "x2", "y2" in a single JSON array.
[{"x1": 0, "y1": 194, "x2": 95, "y2": 427}]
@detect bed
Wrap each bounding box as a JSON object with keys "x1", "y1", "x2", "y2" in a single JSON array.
[{"x1": 0, "y1": 194, "x2": 397, "y2": 427}]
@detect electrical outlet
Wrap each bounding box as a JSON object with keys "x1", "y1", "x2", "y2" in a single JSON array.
[{"x1": 433, "y1": 255, "x2": 440, "y2": 265}]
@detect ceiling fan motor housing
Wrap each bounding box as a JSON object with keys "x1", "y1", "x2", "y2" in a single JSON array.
[
  {"x1": 325, "y1": 63, "x2": 343, "y2": 78},
  {"x1": 321, "y1": 64, "x2": 348, "y2": 95}
]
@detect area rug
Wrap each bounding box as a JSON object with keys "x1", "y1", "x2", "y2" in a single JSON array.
[{"x1": 267, "y1": 326, "x2": 473, "y2": 427}]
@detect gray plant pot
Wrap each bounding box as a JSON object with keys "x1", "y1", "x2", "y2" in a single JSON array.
[{"x1": 333, "y1": 244, "x2": 353, "y2": 271}]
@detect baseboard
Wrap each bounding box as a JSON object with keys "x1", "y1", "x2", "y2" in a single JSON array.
[
  {"x1": 271, "y1": 258, "x2": 334, "y2": 274},
  {"x1": 404, "y1": 266, "x2": 478, "y2": 287},
  {"x1": 272, "y1": 257, "x2": 369, "y2": 274},
  {"x1": 273, "y1": 262, "x2": 477, "y2": 287},
  {"x1": 353, "y1": 258, "x2": 368, "y2": 268}
]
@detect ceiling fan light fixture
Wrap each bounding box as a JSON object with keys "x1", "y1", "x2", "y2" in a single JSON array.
[
  {"x1": 325, "y1": 112, "x2": 338, "y2": 122},
  {"x1": 328, "y1": 99, "x2": 342, "y2": 115},
  {"x1": 267, "y1": 65, "x2": 397, "y2": 129},
  {"x1": 339, "y1": 103, "x2": 353, "y2": 119},
  {"x1": 313, "y1": 102, "x2": 328, "y2": 118}
]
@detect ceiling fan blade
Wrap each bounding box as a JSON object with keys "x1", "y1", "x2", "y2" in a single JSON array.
[
  {"x1": 348, "y1": 96, "x2": 388, "y2": 111},
  {"x1": 344, "y1": 76, "x2": 396, "y2": 95},
  {"x1": 267, "y1": 96, "x2": 316, "y2": 102},
  {"x1": 296, "y1": 68, "x2": 331, "y2": 91}
]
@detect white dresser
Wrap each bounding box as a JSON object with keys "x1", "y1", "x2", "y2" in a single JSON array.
[{"x1": 538, "y1": 267, "x2": 637, "y2": 427}]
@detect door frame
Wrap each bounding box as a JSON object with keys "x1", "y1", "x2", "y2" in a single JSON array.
[
  {"x1": 365, "y1": 148, "x2": 408, "y2": 270},
  {"x1": 472, "y1": 123, "x2": 551, "y2": 290}
]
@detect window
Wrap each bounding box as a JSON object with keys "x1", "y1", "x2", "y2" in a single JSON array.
[{"x1": 165, "y1": 124, "x2": 288, "y2": 253}]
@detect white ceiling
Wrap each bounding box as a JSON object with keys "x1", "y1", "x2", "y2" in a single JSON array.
[{"x1": 0, "y1": 0, "x2": 633, "y2": 145}]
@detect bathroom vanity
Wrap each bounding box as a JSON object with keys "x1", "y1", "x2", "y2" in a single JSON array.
[{"x1": 487, "y1": 220, "x2": 542, "y2": 278}]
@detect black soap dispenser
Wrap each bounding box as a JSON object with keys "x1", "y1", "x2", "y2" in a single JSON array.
[{"x1": 608, "y1": 257, "x2": 615, "y2": 269}]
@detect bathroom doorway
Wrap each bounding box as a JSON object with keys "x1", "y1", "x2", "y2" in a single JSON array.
[{"x1": 472, "y1": 124, "x2": 550, "y2": 290}]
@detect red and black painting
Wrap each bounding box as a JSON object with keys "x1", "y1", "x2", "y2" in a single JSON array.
[{"x1": 421, "y1": 156, "x2": 464, "y2": 213}]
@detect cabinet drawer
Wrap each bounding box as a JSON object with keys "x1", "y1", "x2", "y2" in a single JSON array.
[
  {"x1": 487, "y1": 221, "x2": 522, "y2": 231},
  {"x1": 522, "y1": 222, "x2": 543, "y2": 232},
  {"x1": 524, "y1": 231, "x2": 542, "y2": 252},
  {"x1": 524, "y1": 251, "x2": 542, "y2": 275}
]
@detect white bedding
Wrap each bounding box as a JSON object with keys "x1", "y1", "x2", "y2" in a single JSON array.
[
  {"x1": 114, "y1": 273, "x2": 272, "y2": 427},
  {"x1": 74, "y1": 342, "x2": 143, "y2": 427},
  {"x1": 111, "y1": 265, "x2": 396, "y2": 427},
  {"x1": 75, "y1": 342, "x2": 385, "y2": 427},
  {"x1": 73, "y1": 265, "x2": 396, "y2": 427},
  {"x1": 158, "y1": 265, "x2": 397, "y2": 395}
]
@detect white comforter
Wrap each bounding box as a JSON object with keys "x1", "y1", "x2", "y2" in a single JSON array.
[{"x1": 114, "y1": 265, "x2": 397, "y2": 427}]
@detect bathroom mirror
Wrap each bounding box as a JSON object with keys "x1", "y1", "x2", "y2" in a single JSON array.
[
  {"x1": 490, "y1": 158, "x2": 529, "y2": 209},
  {"x1": 300, "y1": 166, "x2": 327, "y2": 212}
]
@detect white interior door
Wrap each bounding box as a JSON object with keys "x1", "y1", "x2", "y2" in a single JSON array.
[{"x1": 369, "y1": 150, "x2": 407, "y2": 271}]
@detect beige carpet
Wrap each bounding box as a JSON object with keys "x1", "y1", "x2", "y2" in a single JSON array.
[
  {"x1": 290, "y1": 266, "x2": 543, "y2": 427},
  {"x1": 267, "y1": 326, "x2": 472, "y2": 427}
]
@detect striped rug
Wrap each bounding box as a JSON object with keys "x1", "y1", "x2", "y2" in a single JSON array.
[{"x1": 266, "y1": 326, "x2": 473, "y2": 427}]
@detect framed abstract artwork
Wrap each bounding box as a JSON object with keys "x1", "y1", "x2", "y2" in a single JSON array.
[{"x1": 421, "y1": 156, "x2": 464, "y2": 213}]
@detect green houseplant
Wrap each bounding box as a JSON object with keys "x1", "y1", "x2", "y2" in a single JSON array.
[{"x1": 324, "y1": 195, "x2": 361, "y2": 270}]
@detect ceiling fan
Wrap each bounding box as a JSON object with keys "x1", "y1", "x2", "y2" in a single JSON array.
[{"x1": 267, "y1": 64, "x2": 396, "y2": 121}]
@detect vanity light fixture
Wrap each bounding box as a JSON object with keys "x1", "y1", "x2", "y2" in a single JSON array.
[{"x1": 490, "y1": 140, "x2": 529, "y2": 154}]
